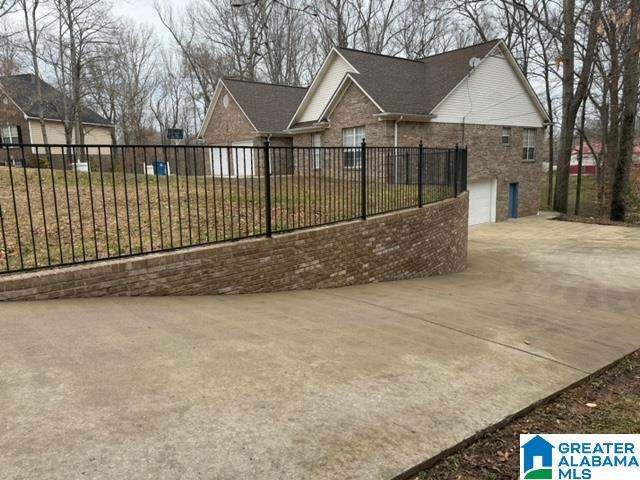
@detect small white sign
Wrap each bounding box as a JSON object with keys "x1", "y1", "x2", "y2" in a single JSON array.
[{"x1": 520, "y1": 434, "x2": 640, "y2": 480}]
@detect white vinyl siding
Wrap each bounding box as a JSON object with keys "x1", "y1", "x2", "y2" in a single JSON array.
[
  {"x1": 431, "y1": 53, "x2": 545, "y2": 128},
  {"x1": 342, "y1": 126, "x2": 364, "y2": 168},
  {"x1": 27, "y1": 120, "x2": 113, "y2": 155},
  {"x1": 523, "y1": 128, "x2": 536, "y2": 161},
  {"x1": 297, "y1": 54, "x2": 356, "y2": 123}
]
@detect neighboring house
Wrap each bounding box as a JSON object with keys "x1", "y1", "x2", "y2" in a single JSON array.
[
  {"x1": 569, "y1": 143, "x2": 640, "y2": 176},
  {"x1": 200, "y1": 39, "x2": 550, "y2": 224},
  {"x1": 0, "y1": 74, "x2": 113, "y2": 166}
]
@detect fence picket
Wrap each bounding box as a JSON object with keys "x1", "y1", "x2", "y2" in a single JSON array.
[{"x1": 0, "y1": 141, "x2": 466, "y2": 273}]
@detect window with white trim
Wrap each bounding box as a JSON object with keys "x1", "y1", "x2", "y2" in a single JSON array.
[
  {"x1": 523, "y1": 128, "x2": 536, "y2": 160},
  {"x1": 312, "y1": 132, "x2": 322, "y2": 169},
  {"x1": 1, "y1": 125, "x2": 20, "y2": 144},
  {"x1": 501, "y1": 127, "x2": 511, "y2": 145},
  {"x1": 342, "y1": 126, "x2": 365, "y2": 168}
]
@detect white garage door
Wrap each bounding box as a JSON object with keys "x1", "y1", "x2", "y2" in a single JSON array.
[
  {"x1": 210, "y1": 147, "x2": 229, "y2": 177},
  {"x1": 468, "y1": 179, "x2": 496, "y2": 226},
  {"x1": 232, "y1": 141, "x2": 254, "y2": 177}
]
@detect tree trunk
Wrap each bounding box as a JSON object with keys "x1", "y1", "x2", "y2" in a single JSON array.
[
  {"x1": 575, "y1": 103, "x2": 586, "y2": 215},
  {"x1": 553, "y1": 0, "x2": 601, "y2": 213},
  {"x1": 21, "y1": 0, "x2": 49, "y2": 145},
  {"x1": 547, "y1": 124, "x2": 554, "y2": 208},
  {"x1": 610, "y1": 0, "x2": 640, "y2": 221}
]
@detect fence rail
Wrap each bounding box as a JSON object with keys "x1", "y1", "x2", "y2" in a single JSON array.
[{"x1": 0, "y1": 141, "x2": 467, "y2": 274}]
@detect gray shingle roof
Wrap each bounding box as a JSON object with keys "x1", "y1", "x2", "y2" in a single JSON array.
[
  {"x1": 223, "y1": 78, "x2": 307, "y2": 132},
  {"x1": 0, "y1": 74, "x2": 111, "y2": 125},
  {"x1": 335, "y1": 39, "x2": 502, "y2": 115}
]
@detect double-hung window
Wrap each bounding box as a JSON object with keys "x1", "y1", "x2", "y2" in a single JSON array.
[
  {"x1": 342, "y1": 126, "x2": 365, "y2": 168},
  {"x1": 312, "y1": 132, "x2": 322, "y2": 169},
  {"x1": 1, "y1": 125, "x2": 21, "y2": 145},
  {"x1": 501, "y1": 127, "x2": 511, "y2": 146},
  {"x1": 523, "y1": 128, "x2": 536, "y2": 161}
]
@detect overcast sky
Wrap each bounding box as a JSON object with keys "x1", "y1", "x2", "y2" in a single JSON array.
[{"x1": 111, "y1": 0, "x2": 189, "y2": 40}]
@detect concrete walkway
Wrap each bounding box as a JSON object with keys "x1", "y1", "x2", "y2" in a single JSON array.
[{"x1": 1, "y1": 215, "x2": 639, "y2": 480}]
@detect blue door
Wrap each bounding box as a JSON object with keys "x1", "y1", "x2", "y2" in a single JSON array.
[
  {"x1": 154, "y1": 161, "x2": 168, "y2": 176},
  {"x1": 509, "y1": 183, "x2": 519, "y2": 219}
]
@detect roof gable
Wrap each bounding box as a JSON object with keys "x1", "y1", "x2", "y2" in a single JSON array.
[
  {"x1": 420, "y1": 40, "x2": 502, "y2": 113},
  {"x1": 222, "y1": 79, "x2": 306, "y2": 132},
  {"x1": 335, "y1": 47, "x2": 427, "y2": 114},
  {"x1": 288, "y1": 39, "x2": 548, "y2": 127},
  {"x1": 430, "y1": 42, "x2": 549, "y2": 126},
  {"x1": 0, "y1": 74, "x2": 111, "y2": 125},
  {"x1": 288, "y1": 50, "x2": 356, "y2": 128},
  {"x1": 200, "y1": 78, "x2": 307, "y2": 136}
]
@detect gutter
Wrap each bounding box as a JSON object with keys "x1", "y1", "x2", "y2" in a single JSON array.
[
  {"x1": 254, "y1": 131, "x2": 294, "y2": 138},
  {"x1": 374, "y1": 112, "x2": 433, "y2": 122},
  {"x1": 284, "y1": 121, "x2": 330, "y2": 135},
  {"x1": 25, "y1": 116, "x2": 115, "y2": 128}
]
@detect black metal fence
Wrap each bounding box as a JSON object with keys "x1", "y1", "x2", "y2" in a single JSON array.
[{"x1": 0, "y1": 141, "x2": 467, "y2": 274}]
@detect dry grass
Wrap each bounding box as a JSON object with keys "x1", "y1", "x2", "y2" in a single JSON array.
[
  {"x1": 541, "y1": 171, "x2": 640, "y2": 222},
  {"x1": 0, "y1": 166, "x2": 453, "y2": 272}
]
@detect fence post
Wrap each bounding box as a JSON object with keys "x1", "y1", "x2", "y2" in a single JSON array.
[
  {"x1": 453, "y1": 143, "x2": 459, "y2": 197},
  {"x1": 361, "y1": 139, "x2": 367, "y2": 220},
  {"x1": 461, "y1": 146, "x2": 468, "y2": 192},
  {"x1": 418, "y1": 141, "x2": 424, "y2": 208},
  {"x1": 264, "y1": 140, "x2": 272, "y2": 237}
]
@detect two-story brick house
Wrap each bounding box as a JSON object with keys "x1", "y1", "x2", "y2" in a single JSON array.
[{"x1": 199, "y1": 39, "x2": 550, "y2": 224}]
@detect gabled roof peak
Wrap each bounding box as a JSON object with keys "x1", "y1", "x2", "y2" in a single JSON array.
[
  {"x1": 418, "y1": 38, "x2": 502, "y2": 61},
  {"x1": 223, "y1": 77, "x2": 307, "y2": 90},
  {"x1": 334, "y1": 46, "x2": 425, "y2": 64},
  {"x1": 0, "y1": 73, "x2": 111, "y2": 125}
]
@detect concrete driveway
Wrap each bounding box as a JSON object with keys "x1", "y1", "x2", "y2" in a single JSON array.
[{"x1": 1, "y1": 215, "x2": 639, "y2": 480}]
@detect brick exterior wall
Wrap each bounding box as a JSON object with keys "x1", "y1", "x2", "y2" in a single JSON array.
[
  {"x1": 398, "y1": 122, "x2": 545, "y2": 221},
  {"x1": 292, "y1": 83, "x2": 392, "y2": 149},
  {"x1": 201, "y1": 85, "x2": 294, "y2": 175},
  {"x1": 291, "y1": 80, "x2": 544, "y2": 221},
  {"x1": 0, "y1": 193, "x2": 468, "y2": 301},
  {"x1": 292, "y1": 83, "x2": 395, "y2": 179},
  {"x1": 0, "y1": 92, "x2": 32, "y2": 165},
  {"x1": 202, "y1": 85, "x2": 256, "y2": 146}
]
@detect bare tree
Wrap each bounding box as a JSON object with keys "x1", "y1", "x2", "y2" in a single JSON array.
[
  {"x1": 0, "y1": 0, "x2": 17, "y2": 17},
  {"x1": 150, "y1": 51, "x2": 195, "y2": 143},
  {"x1": 260, "y1": 0, "x2": 310, "y2": 84},
  {"x1": 155, "y1": 0, "x2": 220, "y2": 109},
  {"x1": 86, "y1": 21, "x2": 157, "y2": 144},
  {"x1": 17, "y1": 0, "x2": 50, "y2": 143},
  {"x1": 396, "y1": 0, "x2": 452, "y2": 58},
  {"x1": 513, "y1": 0, "x2": 602, "y2": 214},
  {"x1": 50, "y1": 0, "x2": 112, "y2": 145},
  {"x1": 528, "y1": 3, "x2": 561, "y2": 208},
  {"x1": 610, "y1": 0, "x2": 640, "y2": 220},
  {"x1": 0, "y1": 21, "x2": 22, "y2": 75}
]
